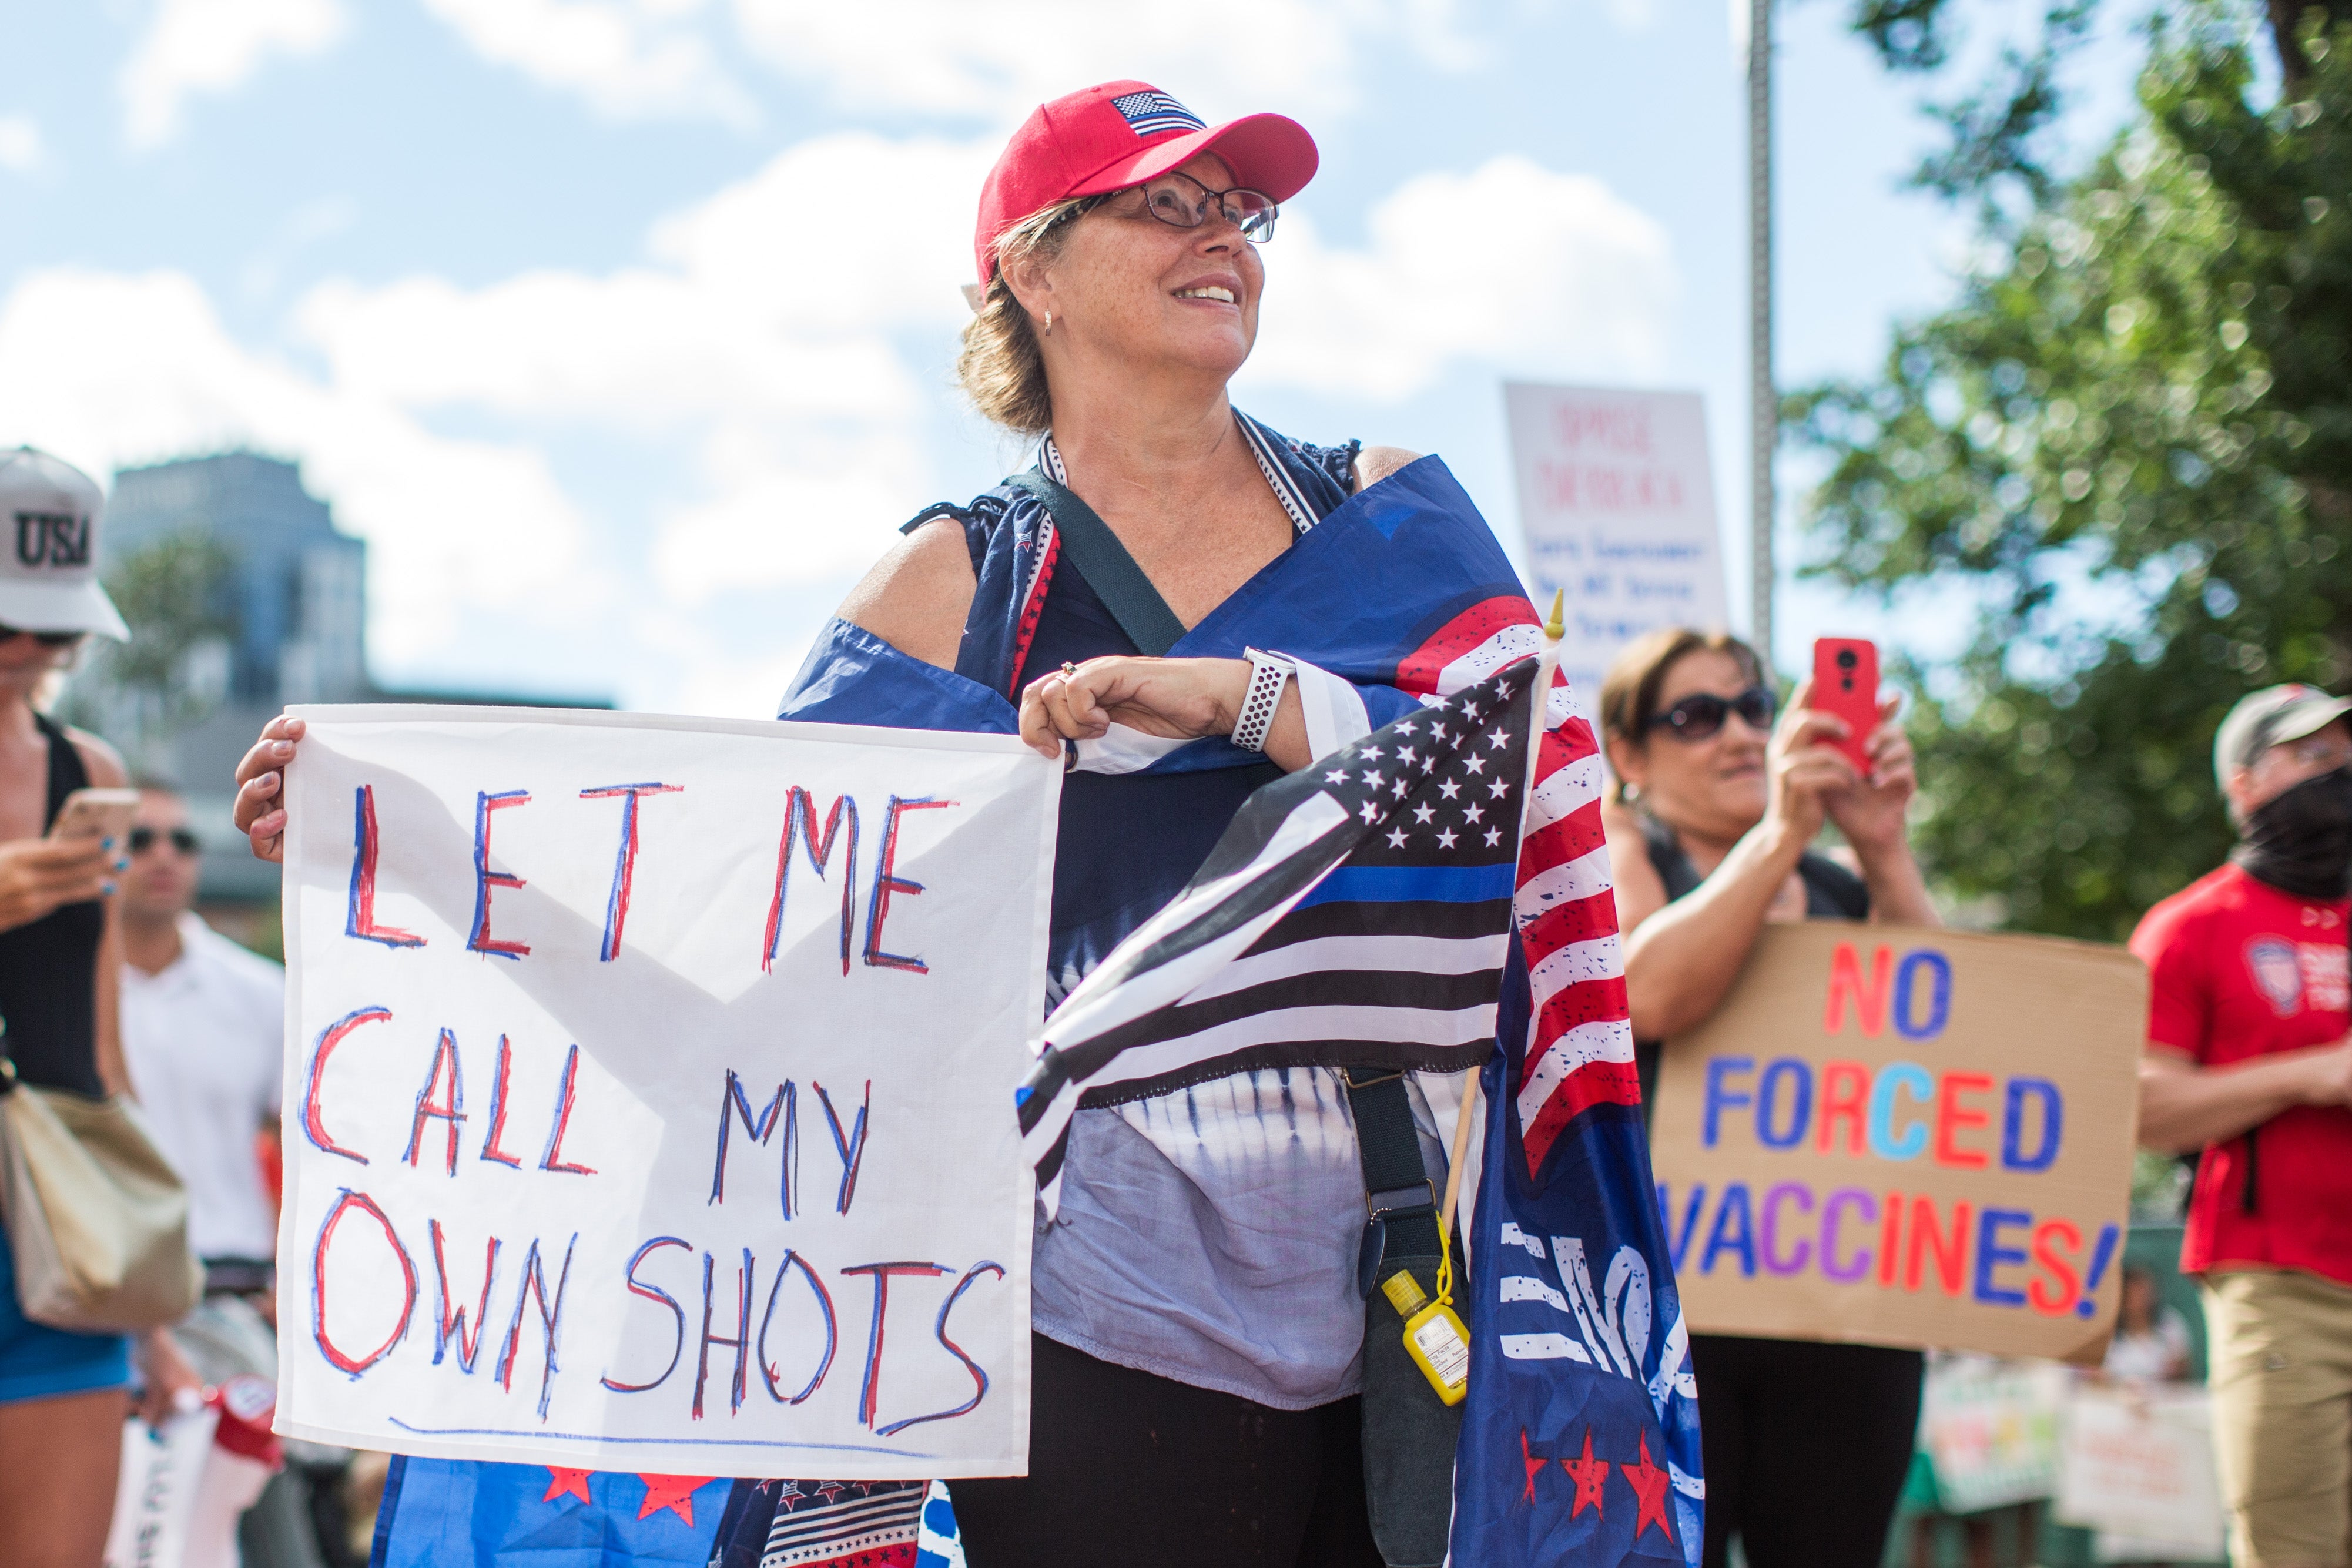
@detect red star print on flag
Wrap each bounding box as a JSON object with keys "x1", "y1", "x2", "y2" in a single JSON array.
[
  {"x1": 1559, "y1": 1429, "x2": 1610, "y2": 1520},
  {"x1": 635, "y1": 1473, "x2": 713, "y2": 1525},
  {"x1": 1623, "y1": 1433, "x2": 1675, "y2": 1544},
  {"x1": 541, "y1": 1468, "x2": 593, "y2": 1505},
  {"x1": 1520, "y1": 1428, "x2": 1546, "y2": 1503}
]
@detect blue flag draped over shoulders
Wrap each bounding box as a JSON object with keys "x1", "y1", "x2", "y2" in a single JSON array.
[
  {"x1": 779, "y1": 454, "x2": 1516, "y2": 756},
  {"x1": 367, "y1": 438, "x2": 1701, "y2": 1567},
  {"x1": 781, "y1": 446, "x2": 1704, "y2": 1566}
]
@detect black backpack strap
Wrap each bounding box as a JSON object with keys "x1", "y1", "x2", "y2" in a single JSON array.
[
  {"x1": 1004, "y1": 469, "x2": 1187, "y2": 658},
  {"x1": 1345, "y1": 1068, "x2": 1442, "y2": 1298},
  {"x1": 1641, "y1": 813, "x2": 1705, "y2": 904}
]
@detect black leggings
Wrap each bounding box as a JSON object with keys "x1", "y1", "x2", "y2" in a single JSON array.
[
  {"x1": 1692, "y1": 1333, "x2": 1923, "y2": 1568},
  {"x1": 950, "y1": 1334, "x2": 1382, "y2": 1568}
]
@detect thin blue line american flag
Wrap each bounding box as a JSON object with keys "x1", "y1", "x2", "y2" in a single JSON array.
[
  {"x1": 1109, "y1": 90, "x2": 1207, "y2": 138},
  {"x1": 1015, "y1": 658, "x2": 1563, "y2": 1206},
  {"x1": 1393, "y1": 594, "x2": 1643, "y2": 1173}
]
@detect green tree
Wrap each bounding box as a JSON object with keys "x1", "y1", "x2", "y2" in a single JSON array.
[
  {"x1": 61, "y1": 527, "x2": 236, "y2": 769},
  {"x1": 1791, "y1": 0, "x2": 2352, "y2": 938}
]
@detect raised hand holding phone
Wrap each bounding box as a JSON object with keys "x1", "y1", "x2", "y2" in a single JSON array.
[{"x1": 1810, "y1": 637, "x2": 1881, "y2": 778}]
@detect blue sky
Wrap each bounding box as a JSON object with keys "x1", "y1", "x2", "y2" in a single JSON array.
[{"x1": 0, "y1": 0, "x2": 2146, "y2": 716}]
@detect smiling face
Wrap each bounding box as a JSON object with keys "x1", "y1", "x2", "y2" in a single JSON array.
[
  {"x1": 1006, "y1": 153, "x2": 1264, "y2": 390},
  {"x1": 1608, "y1": 648, "x2": 1775, "y2": 842}
]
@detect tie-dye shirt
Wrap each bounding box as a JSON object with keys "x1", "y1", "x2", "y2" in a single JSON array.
[{"x1": 1009, "y1": 421, "x2": 1445, "y2": 1409}]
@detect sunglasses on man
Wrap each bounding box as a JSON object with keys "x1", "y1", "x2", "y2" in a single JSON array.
[
  {"x1": 1645, "y1": 687, "x2": 1780, "y2": 742},
  {"x1": 128, "y1": 826, "x2": 201, "y2": 856}
]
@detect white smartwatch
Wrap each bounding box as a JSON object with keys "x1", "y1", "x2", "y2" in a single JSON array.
[{"x1": 1232, "y1": 648, "x2": 1295, "y2": 753}]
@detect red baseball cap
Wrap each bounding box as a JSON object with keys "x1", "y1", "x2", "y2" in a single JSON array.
[{"x1": 973, "y1": 81, "x2": 1318, "y2": 285}]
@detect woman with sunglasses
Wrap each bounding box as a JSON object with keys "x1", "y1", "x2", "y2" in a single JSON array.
[
  {"x1": 1597, "y1": 626, "x2": 1936, "y2": 1568},
  {"x1": 0, "y1": 447, "x2": 205, "y2": 1568}
]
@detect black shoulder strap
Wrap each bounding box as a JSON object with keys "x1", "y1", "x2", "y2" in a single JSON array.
[
  {"x1": 1642, "y1": 813, "x2": 1704, "y2": 903},
  {"x1": 1345, "y1": 1068, "x2": 1442, "y2": 1296},
  {"x1": 1005, "y1": 470, "x2": 1187, "y2": 658},
  {"x1": 33, "y1": 711, "x2": 83, "y2": 829}
]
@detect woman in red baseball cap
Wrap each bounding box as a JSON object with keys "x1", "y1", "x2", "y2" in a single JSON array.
[
  {"x1": 802, "y1": 81, "x2": 1428, "y2": 1565},
  {"x1": 236, "y1": 80, "x2": 1459, "y2": 1568},
  {"x1": 851, "y1": 83, "x2": 1420, "y2": 1568}
]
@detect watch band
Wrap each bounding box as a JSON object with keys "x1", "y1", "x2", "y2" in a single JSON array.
[{"x1": 1232, "y1": 649, "x2": 1294, "y2": 753}]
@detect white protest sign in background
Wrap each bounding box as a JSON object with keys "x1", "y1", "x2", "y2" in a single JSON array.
[
  {"x1": 1503, "y1": 382, "x2": 1728, "y2": 716},
  {"x1": 275, "y1": 706, "x2": 1058, "y2": 1479},
  {"x1": 2056, "y1": 1383, "x2": 2227, "y2": 1562}
]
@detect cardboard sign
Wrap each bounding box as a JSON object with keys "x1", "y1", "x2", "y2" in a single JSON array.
[
  {"x1": 2055, "y1": 1383, "x2": 2226, "y2": 1557},
  {"x1": 274, "y1": 705, "x2": 1059, "y2": 1479},
  {"x1": 1502, "y1": 383, "x2": 1727, "y2": 718},
  {"x1": 1649, "y1": 923, "x2": 2145, "y2": 1361}
]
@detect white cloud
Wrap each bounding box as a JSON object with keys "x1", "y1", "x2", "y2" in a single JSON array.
[
  {"x1": 120, "y1": 0, "x2": 347, "y2": 148},
  {"x1": 296, "y1": 132, "x2": 990, "y2": 433},
  {"x1": 1241, "y1": 155, "x2": 1676, "y2": 400},
  {"x1": 730, "y1": 0, "x2": 1481, "y2": 121},
  {"x1": 0, "y1": 124, "x2": 1666, "y2": 711},
  {"x1": 291, "y1": 132, "x2": 996, "y2": 612},
  {"x1": 645, "y1": 612, "x2": 817, "y2": 721},
  {"x1": 0, "y1": 116, "x2": 44, "y2": 174},
  {"x1": 418, "y1": 0, "x2": 755, "y2": 124},
  {"x1": 0, "y1": 269, "x2": 599, "y2": 661},
  {"x1": 411, "y1": 0, "x2": 1488, "y2": 129},
  {"x1": 649, "y1": 427, "x2": 923, "y2": 604}
]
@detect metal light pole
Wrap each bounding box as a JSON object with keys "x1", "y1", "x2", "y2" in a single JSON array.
[{"x1": 1747, "y1": 0, "x2": 1774, "y2": 661}]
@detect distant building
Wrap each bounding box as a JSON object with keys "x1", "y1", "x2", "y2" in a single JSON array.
[{"x1": 97, "y1": 451, "x2": 609, "y2": 907}]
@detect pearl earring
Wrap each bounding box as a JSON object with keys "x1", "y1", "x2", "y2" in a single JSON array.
[{"x1": 1041, "y1": 311, "x2": 1053, "y2": 335}]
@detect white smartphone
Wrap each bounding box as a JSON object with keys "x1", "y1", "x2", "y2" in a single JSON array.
[{"x1": 49, "y1": 786, "x2": 140, "y2": 843}]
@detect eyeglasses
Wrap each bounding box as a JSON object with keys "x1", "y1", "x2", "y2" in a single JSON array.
[
  {"x1": 128, "y1": 826, "x2": 200, "y2": 856},
  {"x1": 1078, "y1": 170, "x2": 1279, "y2": 243},
  {"x1": 1646, "y1": 687, "x2": 1779, "y2": 741},
  {"x1": 0, "y1": 624, "x2": 83, "y2": 647}
]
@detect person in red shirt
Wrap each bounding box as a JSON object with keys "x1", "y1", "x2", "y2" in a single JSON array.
[{"x1": 2134, "y1": 682, "x2": 2352, "y2": 1568}]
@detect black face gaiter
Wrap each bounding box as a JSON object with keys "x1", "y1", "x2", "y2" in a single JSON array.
[{"x1": 2233, "y1": 765, "x2": 2352, "y2": 900}]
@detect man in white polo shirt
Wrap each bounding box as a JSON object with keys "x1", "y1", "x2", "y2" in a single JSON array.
[
  {"x1": 119, "y1": 782, "x2": 283, "y2": 1284},
  {"x1": 119, "y1": 781, "x2": 340, "y2": 1568}
]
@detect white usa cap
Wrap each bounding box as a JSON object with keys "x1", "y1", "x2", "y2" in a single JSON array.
[{"x1": 0, "y1": 448, "x2": 129, "y2": 641}]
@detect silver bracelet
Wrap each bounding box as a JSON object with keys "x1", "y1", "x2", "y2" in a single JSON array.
[{"x1": 1232, "y1": 649, "x2": 1294, "y2": 753}]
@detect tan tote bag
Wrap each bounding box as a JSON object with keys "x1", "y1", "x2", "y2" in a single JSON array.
[{"x1": 0, "y1": 1053, "x2": 202, "y2": 1332}]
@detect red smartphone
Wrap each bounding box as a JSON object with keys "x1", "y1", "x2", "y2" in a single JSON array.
[{"x1": 1810, "y1": 638, "x2": 1881, "y2": 776}]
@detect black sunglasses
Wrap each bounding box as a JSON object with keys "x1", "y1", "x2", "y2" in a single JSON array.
[
  {"x1": 1646, "y1": 686, "x2": 1778, "y2": 741},
  {"x1": 0, "y1": 624, "x2": 83, "y2": 647},
  {"x1": 128, "y1": 826, "x2": 201, "y2": 856}
]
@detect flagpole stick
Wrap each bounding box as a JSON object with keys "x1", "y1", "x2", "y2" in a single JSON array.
[{"x1": 1438, "y1": 589, "x2": 1567, "y2": 1245}]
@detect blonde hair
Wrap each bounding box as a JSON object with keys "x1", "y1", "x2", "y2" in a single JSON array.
[{"x1": 956, "y1": 196, "x2": 1095, "y2": 435}]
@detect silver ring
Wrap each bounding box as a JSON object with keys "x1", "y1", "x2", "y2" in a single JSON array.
[{"x1": 1061, "y1": 661, "x2": 1077, "y2": 679}]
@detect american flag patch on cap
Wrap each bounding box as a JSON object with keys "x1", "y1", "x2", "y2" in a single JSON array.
[{"x1": 1110, "y1": 90, "x2": 1207, "y2": 137}]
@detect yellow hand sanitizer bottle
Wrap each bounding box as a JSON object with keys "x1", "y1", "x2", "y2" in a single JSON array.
[{"x1": 1381, "y1": 1269, "x2": 1470, "y2": 1406}]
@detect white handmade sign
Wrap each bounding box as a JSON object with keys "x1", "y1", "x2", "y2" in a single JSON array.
[
  {"x1": 274, "y1": 706, "x2": 1058, "y2": 1479},
  {"x1": 1502, "y1": 382, "x2": 1728, "y2": 717},
  {"x1": 2056, "y1": 1383, "x2": 2227, "y2": 1560}
]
